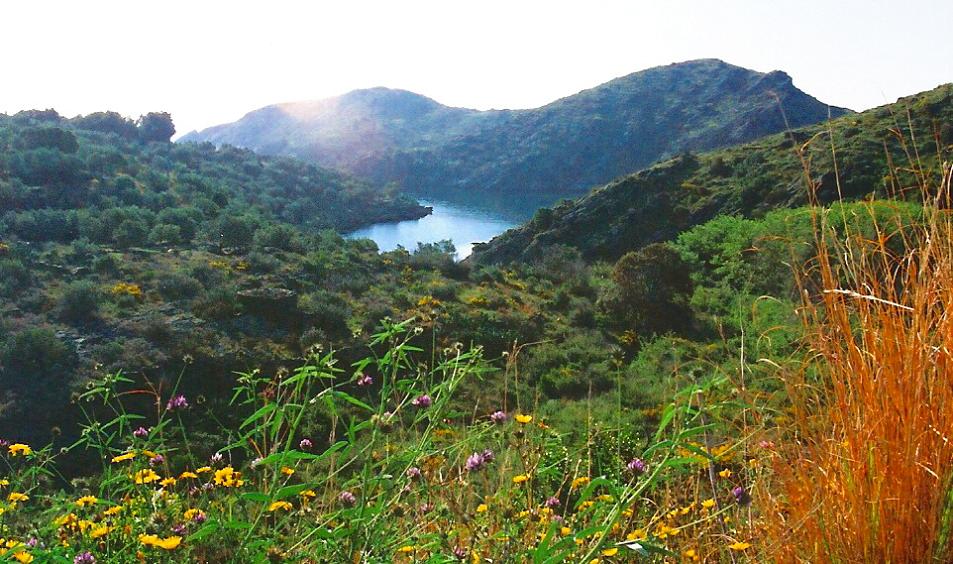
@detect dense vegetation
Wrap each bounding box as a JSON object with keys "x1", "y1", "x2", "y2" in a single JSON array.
[
  {"x1": 182, "y1": 59, "x2": 847, "y2": 196},
  {"x1": 0, "y1": 73, "x2": 951, "y2": 562},
  {"x1": 472, "y1": 82, "x2": 953, "y2": 264}
]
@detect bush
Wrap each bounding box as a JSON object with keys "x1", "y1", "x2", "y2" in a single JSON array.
[
  {"x1": 58, "y1": 280, "x2": 102, "y2": 323},
  {"x1": 156, "y1": 272, "x2": 203, "y2": 301}
]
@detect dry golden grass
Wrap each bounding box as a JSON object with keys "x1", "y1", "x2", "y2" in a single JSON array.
[{"x1": 765, "y1": 150, "x2": 953, "y2": 562}]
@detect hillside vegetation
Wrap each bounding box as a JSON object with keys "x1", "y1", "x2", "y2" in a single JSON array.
[
  {"x1": 471, "y1": 82, "x2": 953, "y2": 264},
  {"x1": 182, "y1": 59, "x2": 848, "y2": 196}
]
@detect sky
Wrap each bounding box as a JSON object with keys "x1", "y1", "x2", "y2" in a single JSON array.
[{"x1": 3, "y1": 0, "x2": 952, "y2": 138}]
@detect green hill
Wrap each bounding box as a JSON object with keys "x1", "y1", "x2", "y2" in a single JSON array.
[
  {"x1": 181, "y1": 59, "x2": 848, "y2": 196},
  {"x1": 470, "y1": 83, "x2": 953, "y2": 264}
]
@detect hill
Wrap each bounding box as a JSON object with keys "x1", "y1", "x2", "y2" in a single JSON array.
[
  {"x1": 470, "y1": 83, "x2": 953, "y2": 264},
  {"x1": 181, "y1": 59, "x2": 849, "y2": 195}
]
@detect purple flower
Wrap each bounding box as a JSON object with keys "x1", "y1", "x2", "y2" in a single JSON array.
[
  {"x1": 166, "y1": 394, "x2": 189, "y2": 411},
  {"x1": 464, "y1": 452, "x2": 486, "y2": 472},
  {"x1": 732, "y1": 486, "x2": 750, "y2": 505},
  {"x1": 191, "y1": 511, "x2": 207, "y2": 524},
  {"x1": 299, "y1": 438, "x2": 313, "y2": 450},
  {"x1": 412, "y1": 394, "x2": 432, "y2": 408},
  {"x1": 418, "y1": 502, "x2": 434, "y2": 514},
  {"x1": 171, "y1": 523, "x2": 188, "y2": 535},
  {"x1": 452, "y1": 546, "x2": 468, "y2": 559},
  {"x1": 356, "y1": 374, "x2": 373, "y2": 387},
  {"x1": 210, "y1": 452, "x2": 224, "y2": 464},
  {"x1": 626, "y1": 458, "x2": 647, "y2": 474},
  {"x1": 406, "y1": 467, "x2": 422, "y2": 480},
  {"x1": 489, "y1": 410, "x2": 507, "y2": 423},
  {"x1": 481, "y1": 448, "x2": 495, "y2": 462},
  {"x1": 149, "y1": 454, "x2": 165, "y2": 466},
  {"x1": 339, "y1": 490, "x2": 357, "y2": 506},
  {"x1": 74, "y1": 552, "x2": 96, "y2": 564},
  {"x1": 544, "y1": 496, "x2": 560, "y2": 508},
  {"x1": 133, "y1": 427, "x2": 149, "y2": 439}
]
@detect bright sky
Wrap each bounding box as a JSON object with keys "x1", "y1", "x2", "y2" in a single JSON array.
[{"x1": 3, "y1": 0, "x2": 952, "y2": 138}]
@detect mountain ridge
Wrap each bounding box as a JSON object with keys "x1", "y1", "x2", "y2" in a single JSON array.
[{"x1": 181, "y1": 59, "x2": 851, "y2": 195}]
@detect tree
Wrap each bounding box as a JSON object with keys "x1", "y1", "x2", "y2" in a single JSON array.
[
  {"x1": 15, "y1": 127, "x2": 79, "y2": 153},
  {"x1": 137, "y1": 112, "x2": 176, "y2": 143},
  {"x1": 71, "y1": 111, "x2": 138, "y2": 139},
  {"x1": 601, "y1": 243, "x2": 694, "y2": 337}
]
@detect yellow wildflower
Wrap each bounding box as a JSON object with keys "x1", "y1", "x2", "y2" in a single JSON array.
[
  {"x1": 626, "y1": 529, "x2": 646, "y2": 541},
  {"x1": 7, "y1": 492, "x2": 28, "y2": 503},
  {"x1": 299, "y1": 489, "x2": 317, "y2": 499},
  {"x1": 571, "y1": 476, "x2": 590, "y2": 489},
  {"x1": 103, "y1": 505, "x2": 123, "y2": 516},
  {"x1": 560, "y1": 526, "x2": 572, "y2": 536},
  {"x1": 76, "y1": 495, "x2": 97, "y2": 507},
  {"x1": 133, "y1": 469, "x2": 160, "y2": 484},
  {"x1": 476, "y1": 504, "x2": 488, "y2": 513},
  {"x1": 139, "y1": 534, "x2": 182, "y2": 550},
  {"x1": 179, "y1": 471, "x2": 198, "y2": 479},
  {"x1": 195, "y1": 466, "x2": 212, "y2": 474},
  {"x1": 512, "y1": 474, "x2": 529, "y2": 484},
  {"x1": 8, "y1": 444, "x2": 31, "y2": 457},
  {"x1": 280, "y1": 466, "x2": 295, "y2": 476},
  {"x1": 0, "y1": 479, "x2": 8, "y2": 487},
  {"x1": 684, "y1": 548, "x2": 700, "y2": 561},
  {"x1": 728, "y1": 541, "x2": 750, "y2": 551},
  {"x1": 111, "y1": 452, "x2": 136, "y2": 463},
  {"x1": 140, "y1": 450, "x2": 158, "y2": 459},
  {"x1": 12, "y1": 552, "x2": 33, "y2": 563},
  {"x1": 515, "y1": 414, "x2": 533, "y2": 424},
  {"x1": 718, "y1": 469, "x2": 732, "y2": 479},
  {"x1": 602, "y1": 547, "x2": 619, "y2": 556},
  {"x1": 184, "y1": 508, "x2": 205, "y2": 521},
  {"x1": 90, "y1": 525, "x2": 111, "y2": 539},
  {"x1": 160, "y1": 477, "x2": 176, "y2": 488},
  {"x1": 701, "y1": 498, "x2": 715, "y2": 509},
  {"x1": 397, "y1": 546, "x2": 415, "y2": 553},
  {"x1": 267, "y1": 501, "x2": 293, "y2": 512},
  {"x1": 213, "y1": 466, "x2": 243, "y2": 487}
]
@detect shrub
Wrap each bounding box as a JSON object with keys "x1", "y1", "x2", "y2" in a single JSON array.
[{"x1": 58, "y1": 280, "x2": 102, "y2": 323}]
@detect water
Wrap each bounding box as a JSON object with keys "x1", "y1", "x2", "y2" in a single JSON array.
[{"x1": 347, "y1": 192, "x2": 566, "y2": 259}]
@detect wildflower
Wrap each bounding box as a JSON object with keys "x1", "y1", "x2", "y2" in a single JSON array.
[
  {"x1": 489, "y1": 410, "x2": 507, "y2": 423},
  {"x1": 134, "y1": 469, "x2": 160, "y2": 484},
  {"x1": 626, "y1": 529, "x2": 646, "y2": 541},
  {"x1": 133, "y1": 427, "x2": 149, "y2": 439},
  {"x1": 171, "y1": 524, "x2": 187, "y2": 536},
  {"x1": 210, "y1": 452, "x2": 224, "y2": 464},
  {"x1": 250, "y1": 457, "x2": 263, "y2": 468},
  {"x1": 8, "y1": 492, "x2": 29, "y2": 503},
  {"x1": 299, "y1": 438, "x2": 313, "y2": 450},
  {"x1": 74, "y1": 552, "x2": 96, "y2": 564},
  {"x1": 544, "y1": 496, "x2": 560, "y2": 508},
  {"x1": 111, "y1": 452, "x2": 136, "y2": 463},
  {"x1": 418, "y1": 502, "x2": 434, "y2": 514},
  {"x1": 0, "y1": 479, "x2": 8, "y2": 487},
  {"x1": 280, "y1": 466, "x2": 295, "y2": 476},
  {"x1": 719, "y1": 468, "x2": 732, "y2": 479},
  {"x1": 626, "y1": 457, "x2": 647, "y2": 474},
  {"x1": 196, "y1": 466, "x2": 212, "y2": 474},
  {"x1": 89, "y1": 525, "x2": 111, "y2": 539},
  {"x1": 732, "y1": 486, "x2": 750, "y2": 505},
  {"x1": 515, "y1": 414, "x2": 533, "y2": 424},
  {"x1": 138, "y1": 534, "x2": 182, "y2": 550},
  {"x1": 476, "y1": 503, "x2": 488, "y2": 513},
  {"x1": 166, "y1": 394, "x2": 189, "y2": 411},
  {"x1": 683, "y1": 548, "x2": 700, "y2": 562},
  {"x1": 728, "y1": 541, "x2": 751, "y2": 551},
  {"x1": 701, "y1": 498, "x2": 716, "y2": 509},
  {"x1": 571, "y1": 476, "x2": 590, "y2": 489},
  {"x1": 406, "y1": 467, "x2": 422, "y2": 480},
  {"x1": 339, "y1": 491, "x2": 357, "y2": 506},
  {"x1": 465, "y1": 452, "x2": 487, "y2": 472},
  {"x1": 8, "y1": 444, "x2": 32, "y2": 457},
  {"x1": 602, "y1": 548, "x2": 619, "y2": 556},
  {"x1": 481, "y1": 448, "x2": 495, "y2": 462},
  {"x1": 512, "y1": 474, "x2": 530, "y2": 484},
  {"x1": 179, "y1": 471, "x2": 198, "y2": 479},
  {"x1": 148, "y1": 454, "x2": 165, "y2": 467},
  {"x1": 213, "y1": 466, "x2": 243, "y2": 487},
  {"x1": 299, "y1": 489, "x2": 316, "y2": 500},
  {"x1": 411, "y1": 394, "x2": 432, "y2": 408},
  {"x1": 103, "y1": 505, "x2": 123, "y2": 516},
  {"x1": 452, "y1": 546, "x2": 467, "y2": 559},
  {"x1": 76, "y1": 495, "x2": 97, "y2": 507},
  {"x1": 267, "y1": 501, "x2": 293, "y2": 512},
  {"x1": 397, "y1": 546, "x2": 415, "y2": 554},
  {"x1": 356, "y1": 374, "x2": 373, "y2": 387},
  {"x1": 12, "y1": 553, "x2": 33, "y2": 563},
  {"x1": 160, "y1": 477, "x2": 176, "y2": 488}
]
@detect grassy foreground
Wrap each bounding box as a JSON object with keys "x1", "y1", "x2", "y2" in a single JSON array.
[{"x1": 1, "y1": 164, "x2": 952, "y2": 562}]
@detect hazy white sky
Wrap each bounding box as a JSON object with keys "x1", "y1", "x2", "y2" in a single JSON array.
[{"x1": 3, "y1": 0, "x2": 951, "y2": 137}]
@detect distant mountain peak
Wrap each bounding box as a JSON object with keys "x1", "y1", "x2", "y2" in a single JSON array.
[{"x1": 180, "y1": 59, "x2": 849, "y2": 194}]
